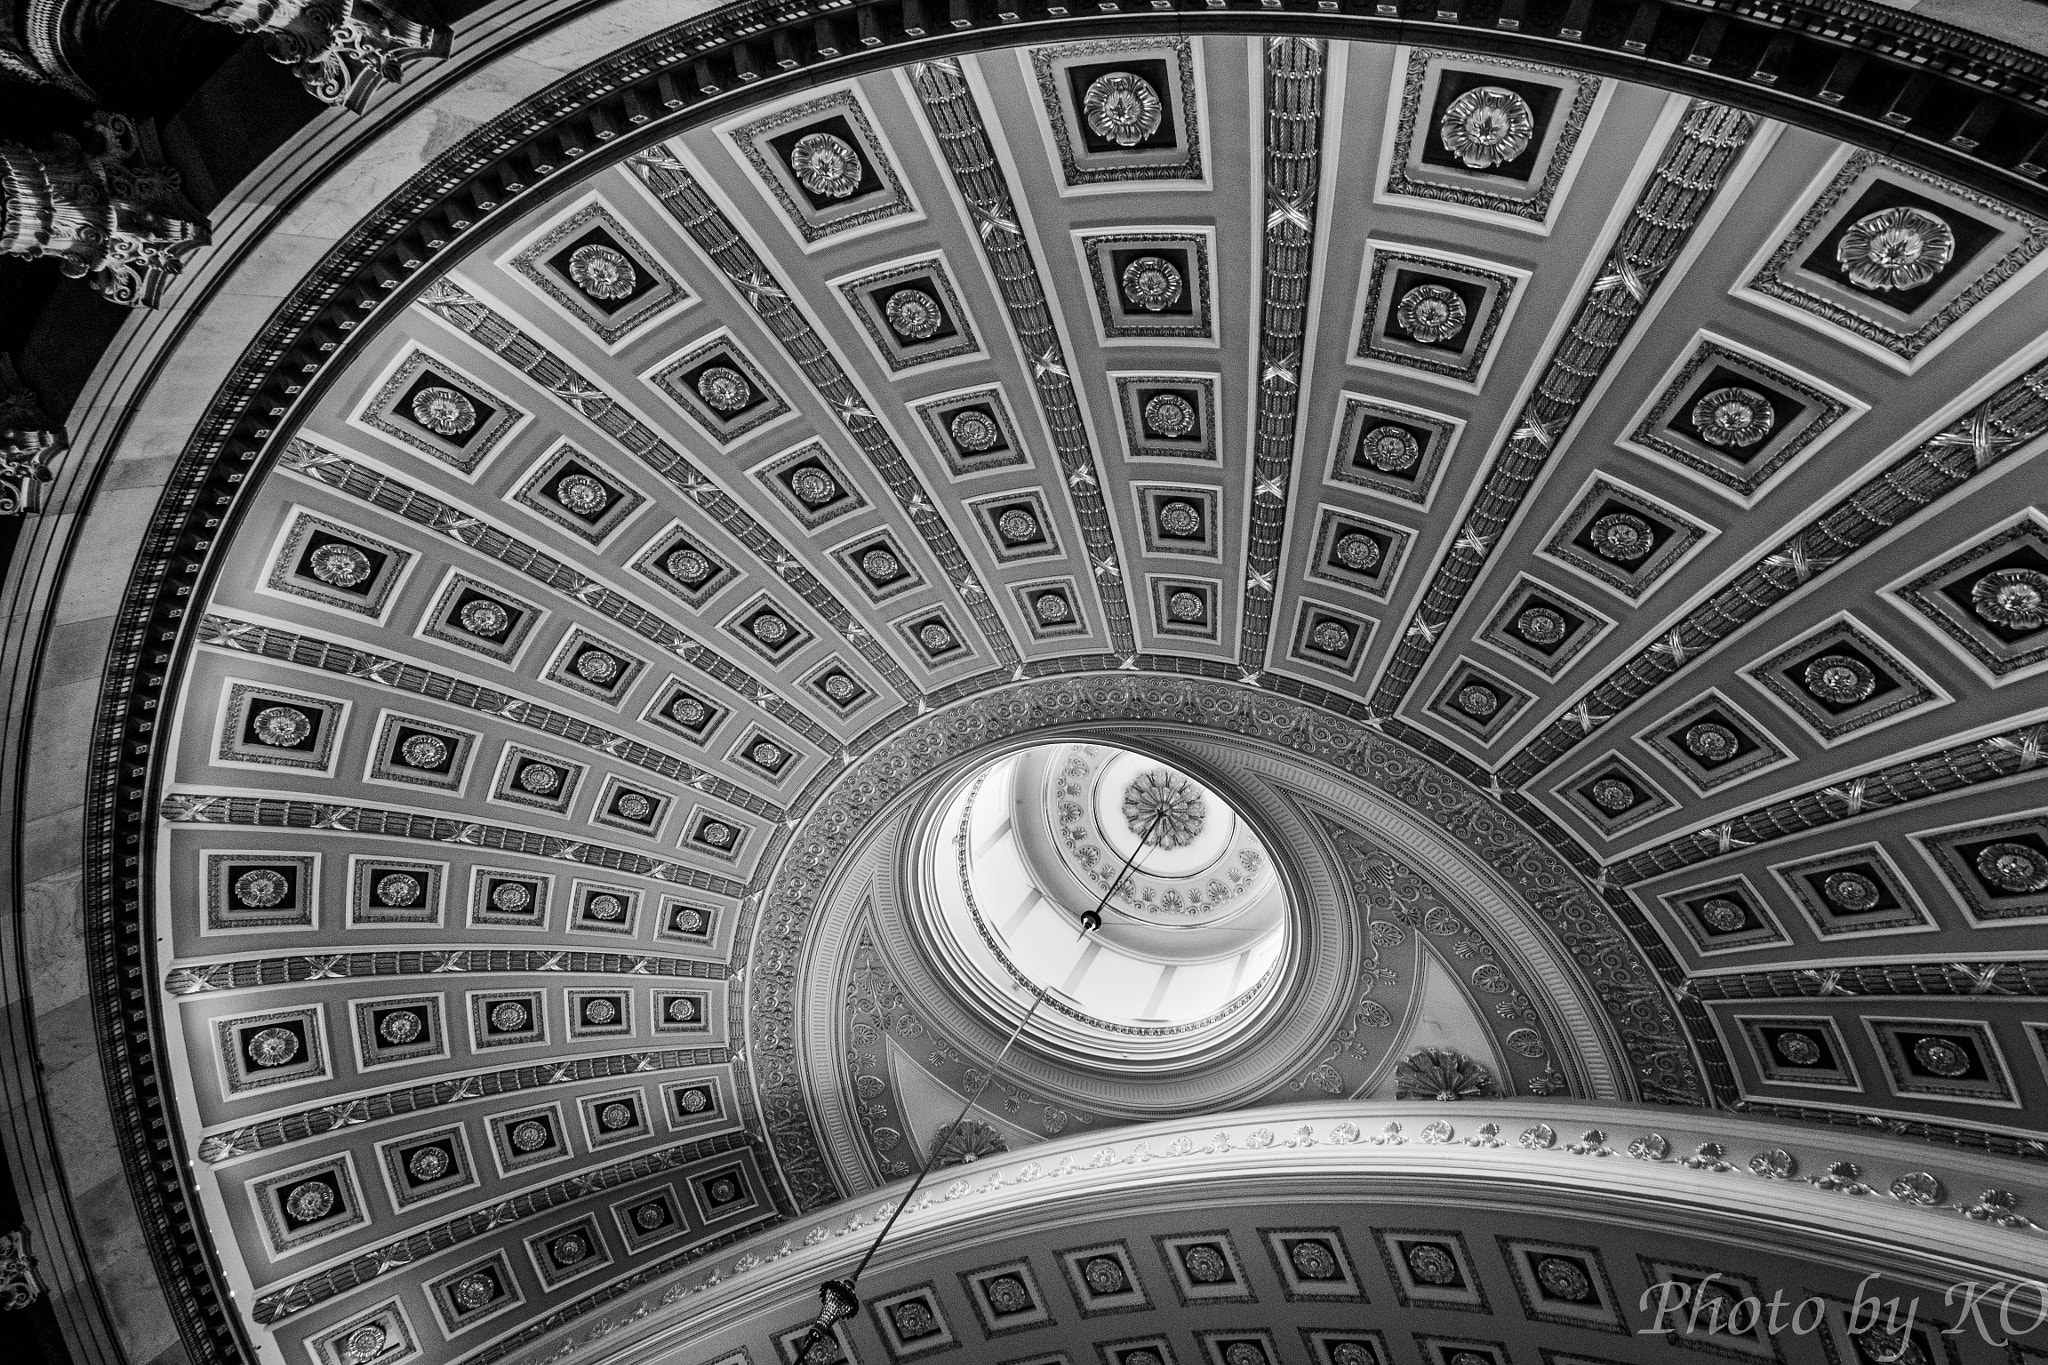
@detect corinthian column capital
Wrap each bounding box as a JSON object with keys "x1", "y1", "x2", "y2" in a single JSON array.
[{"x1": 154, "y1": 0, "x2": 449, "y2": 111}]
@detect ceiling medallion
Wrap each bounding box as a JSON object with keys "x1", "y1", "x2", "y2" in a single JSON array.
[
  {"x1": 1358, "y1": 424, "x2": 1421, "y2": 471},
  {"x1": 1801, "y1": 653, "x2": 1877, "y2": 705},
  {"x1": 252, "y1": 705, "x2": 313, "y2": 747},
  {"x1": 1035, "y1": 594, "x2": 1070, "y2": 623},
  {"x1": 676, "y1": 1085, "x2": 709, "y2": 1109},
  {"x1": 918, "y1": 622, "x2": 955, "y2": 651},
  {"x1": 508, "y1": 1119, "x2": 548, "y2": 1151},
  {"x1": 790, "y1": 466, "x2": 840, "y2": 507},
  {"x1": 459, "y1": 598, "x2": 510, "y2": 636},
  {"x1": 554, "y1": 1230, "x2": 593, "y2": 1261},
  {"x1": 751, "y1": 741, "x2": 784, "y2": 767},
  {"x1": 1697, "y1": 896, "x2": 1746, "y2": 931},
  {"x1": 308, "y1": 542, "x2": 372, "y2": 588},
  {"x1": 1836, "y1": 206, "x2": 1956, "y2": 293},
  {"x1": 376, "y1": 873, "x2": 422, "y2": 906},
  {"x1": 1120, "y1": 767, "x2": 1207, "y2": 849},
  {"x1": 1333, "y1": 532, "x2": 1381, "y2": 571},
  {"x1": 451, "y1": 1273, "x2": 497, "y2": 1310},
  {"x1": 1081, "y1": 71, "x2": 1164, "y2": 148},
  {"x1": 1167, "y1": 590, "x2": 1204, "y2": 621},
  {"x1": 632, "y1": 1203, "x2": 663, "y2": 1230},
  {"x1": 574, "y1": 650, "x2": 621, "y2": 684},
  {"x1": 1690, "y1": 385, "x2": 1776, "y2": 448},
  {"x1": 985, "y1": 1276, "x2": 1030, "y2": 1312},
  {"x1": 1437, "y1": 85, "x2": 1536, "y2": 169},
  {"x1": 378, "y1": 1010, "x2": 422, "y2": 1043},
  {"x1": 341, "y1": 1326, "x2": 387, "y2": 1365},
  {"x1": 821, "y1": 675, "x2": 857, "y2": 702},
  {"x1": 490, "y1": 883, "x2": 532, "y2": 912},
  {"x1": 1970, "y1": 567, "x2": 2048, "y2": 630},
  {"x1": 234, "y1": 870, "x2": 288, "y2": 906},
  {"x1": 553, "y1": 473, "x2": 610, "y2": 516},
  {"x1": 751, "y1": 614, "x2": 791, "y2": 645},
  {"x1": 1183, "y1": 1245, "x2": 1229, "y2": 1282},
  {"x1": 1515, "y1": 606, "x2": 1567, "y2": 644},
  {"x1": 407, "y1": 1147, "x2": 449, "y2": 1181},
  {"x1": 1588, "y1": 777, "x2": 1636, "y2": 812},
  {"x1": 246, "y1": 1027, "x2": 300, "y2": 1067},
  {"x1": 1910, "y1": 1035, "x2": 1971, "y2": 1077},
  {"x1": 490, "y1": 1001, "x2": 529, "y2": 1031},
  {"x1": 884, "y1": 288, "x2": 944, "y2": 341},
  {"x1": 665, "y1": 547, "x2": 711, "y2": 582},
  {"x1": 516, "y1": 764, "x2": 561, "y2": 795},
  {"x1": 1455, "y1": 683, "x2": 1498, "y2": 717},
  {"x1": 1536, "y1": 1256, "x2": 1593, "y2": 1301},
  {"x1": 1291, "y1": 1243, "x2": 1338, "y2": 1279},
  {"x1": 1822, "y1": 871, "x2": 1882, "y2": 912},
  {"x1": 567, "y1": 243, "x2": 637, "y2": 301},
  {"x1": 789, "y1": 131, "x2": 864, "y2": 198},
  {"x1": 1976, "y1": 841, "x2": 2048, "y2": 894},
  {"x1": 668, "y1": 696, "x2": 708, "y2": 727},
  {"x1": 588, "y1": 893, "x2": 626, "y2": 920},
  {"x1": 1774, "y1": 1031, "x2": 1821, "y2": 1065},
  {"x1": 949, "y1": 410, "x2": 1000, "y2": 451},
  {"x1": 399, "y1": 733, "x2": 448, "y2": 767},
  {"x1": 700, "y1": 821, "x2": 737, "y2": 848},
  {"x1": 614, "y1": 792, "x2": 653, "y2": 821},
  {"x1": 1157, "y1": 499, "x2": 1201, "y2": 535},
  {"x1": 859, "y1": 548, "x2": 900, "y2": 581},
  {"x1": 1394, "y1": 284, "x2": 1466, "y2": 344},
  {"x1": 409, "y1": 385, "x2": 478, "y2": 438},
  {"x1": 1121, "y1": 255, "x2": 1184, "y2": 312},
  {"x1": 1143, "y1": 393, "x2": 1197, "y2": 437},
  {"x1": 1311, "y1": 620, "x2": 1353, "y2": 653},
  {"x1": 996, "y1": 508, "x2": 1039, "y2": 542},
  {"x1": 696, "y1": 366, "x2": 753, "y2": 413},
  {"x1": 284, "y1": 1180, "x2": 335, "y2": 1221},
  {"x1": 1683, "y1": 721, "x2": 1741, "y2": 762},
  {"x1": 1587, "y1": 511, "x2": 1654, "y2": 563}
]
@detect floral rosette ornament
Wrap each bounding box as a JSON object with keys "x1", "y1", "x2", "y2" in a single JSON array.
[
  {"x1": 1835, "y1": 205, "x2": 1955, "y2": 293},
  {"x1": 789, "y1": 131, "x2": 863, "y2": 198},
  {"x1": 1395, "y1": 284, "x2": 1466, "y2": 344},
  {"x1": 1081, "y1": 71, "x2": 1164, "y2": 148},
  {"x1": 1437, "y1": 85, "x2": 1535, "y2": 169}
]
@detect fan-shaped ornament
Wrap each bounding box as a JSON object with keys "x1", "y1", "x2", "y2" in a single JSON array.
[
  {"x1": 1121, "y1": 255, "x2": 1184, "y2": 312},
  {"x1": 1437, "y1": 85, "x2": 1536, "y2": 169},
  {"x1": 949, "y1": 410, "x2": 1000, "y2": 451},
  {"x1": 1121, "y1": 769, "x2": 1207, "y2": 849},
  {"x1": 1836, "y1": 206, "x2": 1956, "y2": 293},
  {"x1": 1395, "y1": 1047, "x2": 1496, "y2": 1100},
  {"x1": 567, "y1": 244, "x2": 637, "y2": 301},
  {"x1": 1081, "y1": 71, "x2": 1165, "y2": 148},
  {"x1": 252, "y1": 706, "x2": 313, "y2": 747},
  {"x1": 235, "y1": 870, "x2": 288, "y2": 907},
  {"x1": 410, "y1": 385, "x2": 477, "y2": 437},
  {"x1": 1394, "y1": 284, "x2": 1467, "y2": 344},
  {"x1": 1971, "y1": 568, "x2": 2048, "y2": 631},
  {"x1": 930, "y1": 1118, "x2": 1008, "y2": 1167},
  {"x1": 308, "y1": 542, "x2": 372, "y2": 587},
  {"x1": 884, "y1": 288, "x2": 944, "y2": 341},
  {"x1": 1144, "y1": 394, "x2": 1197, "y2": 438},
  {"x1": 789, "y1": 131, "x2": 864, "y2": 199},
  {"x1": 696, "y1": 366, "x2": 752, "y2": 413},
  {"x1": 1690, "y1": 386, "x2": 1776, "y2": 448},
  {"x1": 1802, "y1": 653, "x2": 1877, "y2": 705}
]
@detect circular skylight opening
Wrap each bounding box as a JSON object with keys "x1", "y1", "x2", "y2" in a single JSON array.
[{"x1": 915, "y1": 742, "x2": 1292, "y2": 1069}]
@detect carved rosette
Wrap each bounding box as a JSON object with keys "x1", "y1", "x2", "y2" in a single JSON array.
[
  {"x1": 0, "y1": 113, "x2": 207, "y2": 307},
  {"x1": 155, "y1": 0, "x2": 450, "y2": 112}
]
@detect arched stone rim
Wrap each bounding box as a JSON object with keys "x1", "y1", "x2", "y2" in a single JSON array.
[{"x1": 53, "y1": 5, "x2": 2048, "y2": 1365}]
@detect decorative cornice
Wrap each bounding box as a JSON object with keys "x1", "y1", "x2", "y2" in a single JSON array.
[
  {"x1": 1239, "y1": 37, "x2": 1328, "y2": 672},
  {"x1": 1370, "y1": 99, "x2": 1758, "y2": 713},
  {"x1": 906, "y1": 57, "x2": 1138, "y2": 657},
  {"x1": 1502, "y1": 371, "x2": 2048, "y2": 788},
  {"x1": 621, "y1": 151, "x2": 1020, "y2": 670}
]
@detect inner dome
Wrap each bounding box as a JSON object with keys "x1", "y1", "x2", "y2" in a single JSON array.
[{"x1": 921, "y1": 743, "x2": 1290, "y2": 1061}]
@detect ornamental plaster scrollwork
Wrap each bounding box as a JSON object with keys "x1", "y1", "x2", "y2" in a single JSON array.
[
  {"x1": 0, "y1": 112, "x2": 206, "y2": 306},
  {"x1": 0, "y1": 357, "x2": 63, "y2": 514},
  {"x1": 153, "y1": 0, "x2": 449, "y2": 111},
  {"x1": 741, "y1": 674, "x2": 1699, "y2": 1214}
]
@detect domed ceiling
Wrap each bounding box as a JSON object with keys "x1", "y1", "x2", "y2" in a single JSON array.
[{"x1": 128, "y1": 23, "x2": 2048, "y2": 1365}]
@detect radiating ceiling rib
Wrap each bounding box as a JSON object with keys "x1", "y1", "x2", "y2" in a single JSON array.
[
  {"x1": 193, "y1": 1042, "x2": 730, "y2": 1165},
  {"x1": 277, "y1": 436, "x2": 845, "y2": 752},
  {"x1": 1367, "y1": 100, "x2": 1759, "y2": 714},
  {"x1": 1607, "y1": 714, "x2": 2048, "y2": 883},
  {"x1": 1500, "y1": 362, "x2": 2048, "y2": 789},
  {"x1": 413, "y1": 281, "x2": 928, "y2": 695},
  {"x1": 200, "y1": 613, "x2": 787, "y2": 818},
  {"x1": 160, "y1": 794, "x2": 749, "y2": 895},
  {"x1": 623, "y1": 146, "x2": 1021, "y2": 668},
  {"x1": 1239, "y1": 37, "x2": 1329, "y2": 675},
  {"x1": 907, "y1": 57, "x2": 1139, "y2": 657}
]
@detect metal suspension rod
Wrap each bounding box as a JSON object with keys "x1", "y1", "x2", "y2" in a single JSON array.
[{"x1": 793, "y1": 806, "x2": 1169, "y2": 1361}]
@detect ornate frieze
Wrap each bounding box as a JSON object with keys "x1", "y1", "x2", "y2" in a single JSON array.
[{"x1": 0, "y1": 112, "x2": 205, "y2": 306}]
